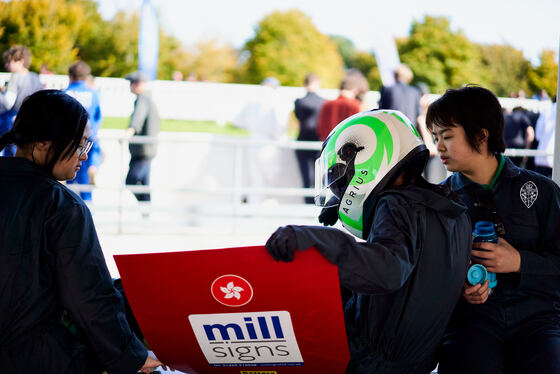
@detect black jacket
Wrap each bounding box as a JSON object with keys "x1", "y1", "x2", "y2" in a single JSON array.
[
  {"x1": 0, "y1": 157, "x2": 147, "y2": 373},
  {"x1": 291, "y1": 185, "x2": 471, "y2": 373},
  {"x1": 378, "y1": 83, "x2": 422, "y2": 130},
  {"x1": 294, "y1": 91, "x2": 325, "y2": 141},
  {"x1": 444, "y1": 157, "x2": 560, "y2": 327}
]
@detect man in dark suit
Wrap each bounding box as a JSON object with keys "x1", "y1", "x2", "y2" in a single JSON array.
[
  {"x1": 295, "y1": 73, "x2": 325, "y2": 204},
  {"x1": 378, "y1": 64, "x2": 422, "y2": 132}
]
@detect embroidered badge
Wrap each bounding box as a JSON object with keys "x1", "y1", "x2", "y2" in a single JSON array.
[{"x1": 520, "y1": 181, "x2": 538, "y2": 208}]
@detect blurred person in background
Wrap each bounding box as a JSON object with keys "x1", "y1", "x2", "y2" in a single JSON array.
[
  {"x1": 233, "y1": 76, "x2": 290, "y2": 204},
  {"x1": 533, "y1": 99, "x2": 557, "y2": 178},
  {"x1": 416, "y1": 82, "x2": 447, "y2": 183},
  {"x1": 172, "y1": 70, "x2": 184, "y2": 81},
  {"x1": 65, "y1": 61, "x2": 103, "y2": 201},
  {"x1": 125, "y1": 71, "x2": 160, "y2": 204},
  {"x1": 503, "y1": 106, "x2": 535, "y2": 168},
  {"x1": 294, "y1": 73, "x2": 325, "y2": 204},
  {"x1": 532, "y1": 88, "x2": 550, "y2": 102},
  {"x1": 378, "y1": 64, "x2": 422, "y2": 134},
  {"x1": 316, "y1": 69, "x2": 368, "y2": 141},
  {"x1": 39, "y1": 63, "x2": 53, "y2": 75},
  {"x1": 0, "y1": 45, "x2": 43, "y2": 157},
  {"x1": 0, "y1": 90, "x2": 167, "y2": 373}
]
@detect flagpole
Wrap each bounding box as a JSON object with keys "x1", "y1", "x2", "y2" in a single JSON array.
[{"x1": 138, "y1": 0, "x2": 159, "y2": 80}]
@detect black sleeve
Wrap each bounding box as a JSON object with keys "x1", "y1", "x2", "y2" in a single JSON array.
[
  {"x1": 47, "y1": 203, "x2": 147, "y2": 373},
  {"x1": 378, "y1": 86, "x2": 388, "y2": 109},
  {"x1": 292, "y1": 196, "x2": 422, "y2": 294},
  {"x1": 521, "y1": 111, "x2": 533, "y2": 131},
  {"x1": 294, "y1": 99, "x2": 303, "y2": 121},
  {"x1": 415, "y1": 89, "x2": 422, "y2": 120},
  {"x1": 518, "y1": 181, "x2": 560, "y2": 290}
]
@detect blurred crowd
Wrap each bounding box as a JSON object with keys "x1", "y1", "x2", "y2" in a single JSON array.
[
  {"x1": 1, "y1": 45, "x2": 557, "y2": 208},
  {"x1": 0, "y1": 45, "x2": 161, "y2": 206}
]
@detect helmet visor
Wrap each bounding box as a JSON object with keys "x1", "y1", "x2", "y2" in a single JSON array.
[{"x1": 314, "y1": 152, "x2": 356, "y2": 207}]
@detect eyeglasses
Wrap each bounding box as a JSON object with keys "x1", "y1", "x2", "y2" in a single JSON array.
[
  {"x1": 470, "y1": 187, "x2": 506, "y2": 236},
  {"x1": 77, "y1": 141, "x2": 93, "y2": 157}
]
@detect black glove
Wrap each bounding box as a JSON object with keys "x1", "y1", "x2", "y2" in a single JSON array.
[
  {"x1": 266, "y1": 225, "x2": 298, "y2": 262},
  {"x1": 318, "y1": 197, "x2": 339, "y2": 226}
]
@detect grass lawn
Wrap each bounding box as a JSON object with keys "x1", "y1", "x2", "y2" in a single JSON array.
[{"x1": 102, "y1": 117, "x2": 250, "y2": 136}]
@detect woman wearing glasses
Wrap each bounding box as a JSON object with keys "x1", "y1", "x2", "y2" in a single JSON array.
[
  {"x1": 427, "y1": 86, "x2": 560, "y2": 373},
  {"x1": 0, "y1": 90, "x2": 165, "y2": 373}
]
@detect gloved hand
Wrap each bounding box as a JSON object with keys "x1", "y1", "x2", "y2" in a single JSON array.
[
  {"x1": 318, "y1": 197, "x2": 339, "y2": 226},
  {"x1": 266, "y1": 225, "x2": 298, "y2": 262}
]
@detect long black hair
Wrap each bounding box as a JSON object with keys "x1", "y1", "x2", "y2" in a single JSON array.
[{"x1": 0, "y1": 90, "x2": 89, "y2": 173}]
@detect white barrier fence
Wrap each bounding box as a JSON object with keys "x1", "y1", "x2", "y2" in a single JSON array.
[
  {"x1": 0, "y1": 73, "x2": 551, "y2": 122},
  {"x1": 77, "y1": 130, "x2": 322, "y2": 235},
  {"x1": 67, "y1": 131, "x2": 551, "y2": 235},
  {"x1": 0, "y1": 73, "x2": 555, "y2": 234}
]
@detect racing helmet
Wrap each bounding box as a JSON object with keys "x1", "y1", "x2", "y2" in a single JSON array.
[{"x1": 315, "y1": 109, "x2": 428, "y2": 239}]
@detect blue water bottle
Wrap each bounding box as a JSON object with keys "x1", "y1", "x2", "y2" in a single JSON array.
[{"x1": 467, "y1": 221, "x2": 498, "y2": 289}]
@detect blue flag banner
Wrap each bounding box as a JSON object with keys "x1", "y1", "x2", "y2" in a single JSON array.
[{"x1": 139, "y1": 0, "x2": 159, "y2": 80}]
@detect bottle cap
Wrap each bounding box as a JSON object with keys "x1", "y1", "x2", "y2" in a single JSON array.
[
  {"x1": 467, "y1": 264, "x2": 488, "y2": 285},
  {"x1": 474, "y1": 221, "x2": 495, "y2": 237}
]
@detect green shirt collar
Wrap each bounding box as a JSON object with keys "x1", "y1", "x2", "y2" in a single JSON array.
[
  {"x1": 464, "y1": 154, "x2": 505, "y2": 190},
  {"x1": 485, "y1": 154, "x2": 505, "y2": 190}
]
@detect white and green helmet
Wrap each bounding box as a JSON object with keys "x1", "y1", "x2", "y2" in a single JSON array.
[{"x1": 315, "y1": 109, "x2": 428, "y2": 239}]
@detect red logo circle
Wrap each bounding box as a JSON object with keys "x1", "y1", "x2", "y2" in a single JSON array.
[{"x1": 211, "y1": 274, "x2": 254, "y2": 307}]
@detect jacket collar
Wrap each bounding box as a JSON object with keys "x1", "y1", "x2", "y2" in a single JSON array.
[
  {"x1": 448, "y1": 155, "x2": 520, "y2": 191},
  {"x1": 0, "y1": 157, "x2": 55, "y2": 180}
]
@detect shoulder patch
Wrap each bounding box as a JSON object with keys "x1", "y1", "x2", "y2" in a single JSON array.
[{"x1": 520, "y1": 181, "x2": 538, "y2": 208}]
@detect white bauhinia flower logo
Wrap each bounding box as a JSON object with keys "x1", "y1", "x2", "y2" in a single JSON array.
[
  {"x1": 221, "y1": 281, "x2": 244, "y2": 300},
  {"x1": 520, "y1": 181, "x2": 538, "y2": 208}
]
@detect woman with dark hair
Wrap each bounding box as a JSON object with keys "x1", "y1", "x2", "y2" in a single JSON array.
[
  {"x1": 426, "y1": 85, "x2": 560, "y2": 373},
  {"x1": 265, "y1": 109, "x2": 471, "y2": 373},
  {"x1": 0, "y1": 90, "x2": 165, "y2": 373}
]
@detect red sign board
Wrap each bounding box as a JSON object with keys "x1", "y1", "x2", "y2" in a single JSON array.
[{"x1": 114, "y1": 246, "x2": 350, "y2": 374}]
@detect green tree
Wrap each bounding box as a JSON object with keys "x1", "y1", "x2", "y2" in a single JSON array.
[
  {"x1": 71, "y1": 0, "x2": 111, "y2": 74},
  {"x1": 528, "y1": 50, "x2": 558, "y2": 99},
  {"x1": 330, "y1": 34, "x2": 357, "y2": 68},
  {"x1": 330, "y1": 35, "x2": 381, "y2": 90},
  {"x1": 349, "y1": 51, "x2": 381, "y2": 91},
  {"x1": 0, "y1": 0, "x2": 89, "y2": 73},
  {"x1": 157, "y1": 33, "x2": 192, "y2": 80},
  {"x1": 79, "y1": 11, "x2": 139, "y2": 77},
  {"x1": 0, "y1": 0, "x2": 200, "y2": 79},
  {"x1": 398, "y1": 16, "x2": 487, "y2": 93},
  {"x1": 82, "y1": 10, "x2": 195, "y2": 80},
  {"x1": 242, "y1": 9, "x2": 343, "y2": 87},
  {"x1": 479, "y1": 44, "x2": 531, "y2": 97},
  {"x1": 185, "y1": 39, "x2": 238, "y2": 82}
]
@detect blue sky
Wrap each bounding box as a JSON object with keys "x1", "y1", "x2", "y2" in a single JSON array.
[{"x1": 98, "y1": 0, "x2": 559, "y2": 65}]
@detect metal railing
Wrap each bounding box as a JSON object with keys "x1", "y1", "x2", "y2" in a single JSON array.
[
  {"x1": 68, "y1": 133, "x2": 323, "y2": 234},
  {"x1": 65, "y1": 133, "x2": 553, "y2": 235}
]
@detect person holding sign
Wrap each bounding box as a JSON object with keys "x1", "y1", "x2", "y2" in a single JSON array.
[
  {"x1": 266, "y1": 109, "x2": 472, "y2": 373},
  {"x1": 0, "y1": 90, "x2": 167, "y2": 373}
]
